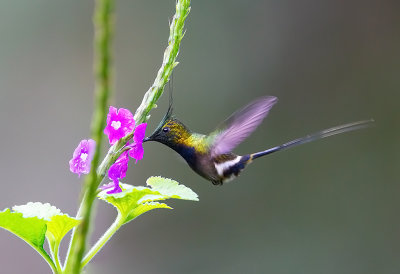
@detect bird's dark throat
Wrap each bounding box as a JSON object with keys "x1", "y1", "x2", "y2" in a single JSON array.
[{"x1": 171, "y1": 143, "x2": 198, "y2": 168}]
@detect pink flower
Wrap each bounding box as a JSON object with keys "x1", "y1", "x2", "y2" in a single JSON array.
[
  {"x1": 106, "y1": 151, "x2": 131, "y2": 194},
  {"x1": 100, "y1": 182, "x2": 122, "y2": 194},
  {"x1": 99, "y1": 122, "x2": 147, "y2": 194},
  {"x1": 102, "y1": 152, "x2": 130, "y2": 194},
  {"x1": 69, "y1": 139, "x2": 96, "y2": 177},
  {"x1": 104, "y1": 106, "x2": 135, "y2": 145},
  {"x1": 108, "y1": 151, "x2": 129, "y2": 181},
  {"x1": 129, "y1": 123, "x2": 147, "y2": 163}
]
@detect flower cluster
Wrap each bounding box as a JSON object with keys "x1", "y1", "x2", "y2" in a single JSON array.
[{"x1": 69, "y1": 106, "x2": 147, "y2": 194}]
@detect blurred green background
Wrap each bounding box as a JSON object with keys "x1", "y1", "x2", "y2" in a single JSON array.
[{"x1": 0, "y1": 0, "x2": 399, "y2": 273}]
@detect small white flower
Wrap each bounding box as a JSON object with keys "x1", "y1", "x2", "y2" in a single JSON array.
[{"x1": 12, "y1": 202, "x2": 61, "y2": 221}]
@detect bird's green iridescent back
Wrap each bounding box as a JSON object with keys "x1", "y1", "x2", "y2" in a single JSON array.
[{"x1": 184, "y1": 133, "x2": 214, "y2": 154}]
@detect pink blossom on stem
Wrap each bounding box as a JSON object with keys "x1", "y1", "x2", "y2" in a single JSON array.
[
  {"x1": 129, "y1": 123, "x2": 147, "y2": 163},
  {"x1": 69, "y1": 139, "x2": 96, "y2": 177},
  {"x1": 100, "y1": 120, "x2": 147, "y2": 194},
  {"x1": 103, "y1": 152, "x2": 129, "y2": 194},
  {"x1": 104, "y1": 106, "x2": 135, "y2": 145},
  {"x1": 100, "y1": 182, "x2": 122, "y2": 194}
]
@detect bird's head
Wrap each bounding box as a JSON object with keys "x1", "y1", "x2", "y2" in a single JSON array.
[{"x1": 143, "y1": 105, "x2": 191, "y2": 148}]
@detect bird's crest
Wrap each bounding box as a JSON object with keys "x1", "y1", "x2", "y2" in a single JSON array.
[
  {"x1": 150, "y1": 79, "x2": 174, "y2": 135},
  {"x1": 145, "y1": 76, "x2": 194, "y2": 146}
]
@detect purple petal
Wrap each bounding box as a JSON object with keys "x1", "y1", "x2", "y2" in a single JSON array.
[
  {"x1": 87, "y1": 139, "x2": 96, "y2": 162},
  {"x1": 118, "y1": 108, "x2": 135, "y2": 130},
  {"x1": 108, "y1": 152, "x2": 129, "y2": 180},
  {"x1": 99, "y1": 182, "x2": 114, "y2": 190},
  {"x1": 104, "y1": 106, "x2": 135, "y2": 144},
  {"x1": 133, "y1": 123, "x2": 147, "y2": 143},
  {"x1": 100, "y1": 180, "x2": 122, "y2": 194},
  {"x1": 107, "y1": 179, "x2": 122, "y2": 194},
  {"x1": 129, "y1": 143, "x2": 144, "y2": 163},
  {"x1": 69, "y1": 139, "x2": 96, "y2": 177},
  {"x1": 104, "y1": 106, "x2": 118, "y2": 134}
]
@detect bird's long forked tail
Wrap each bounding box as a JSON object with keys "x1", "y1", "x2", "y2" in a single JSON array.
[{"x1": 251, "y1": 119, "x2": 374, "y2": 160}]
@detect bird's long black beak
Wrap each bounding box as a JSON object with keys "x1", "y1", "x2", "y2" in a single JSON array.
[{"x1": 143, "y1": 130, "x2": 157, "y2": 142}]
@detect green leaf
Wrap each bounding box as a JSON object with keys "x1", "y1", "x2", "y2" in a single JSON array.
[
  {"x1": 0, "y1": 208, "x2": 47, "y2": 251},
  {"x1": 0, "y1": 208, "x2": 52, "y2": 264},
  {"x1": 0, "y1": 202, "x2": 80, "y2": 269},
  {"x1": 46, "y1": 214, "x2": 80, "y2": 244},
  {"x1": 146, "y1": 176, "x2": 199, "y2": 201},
  {"x1": 12, "y1": 202, "x2": 61, "y2": 221},
  {"x1": 98, "y1": 176, "x2": 198, "y2": 224},
  {"x1": 126, "y1": 202, "x2": 171, "y2": 223},
  {"x1": 10, "y1": 202, "x2": 79, "y2": 244}
]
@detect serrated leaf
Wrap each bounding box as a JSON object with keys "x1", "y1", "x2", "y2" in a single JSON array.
[
  {"x1": 12, "y1": 202, "x2": 61, "y2": 221},
  {"x1": 98, "y1": 185, "x2": 170, "y2": 224},
  {"x1": 98, "y1": 177, "x2": 198, "y2": 224},
  {"x1": 126, "y1": 202, "x2": 171, "y2": 223},
  {"x1": 46, "y1": 214, "x2": 80, "y2": 243},
  {"x1": 0, "y1": 208, "x2": 51, "y2": 260},
  {"x1": 10, "y1": 202, "x2": 79, "y2": 245},
  {"x1": 0, "y1": 202, "x2": 80, "y2": 267},
  {"x1": 146, "y1": 176, "x2": 199, "y2": 201},
  {"x1": 0, "y1": 208, "x2": 47, "y2": 248},
  {"x1": 98, "y1": 185, "x2": 160, "y2": 215}
]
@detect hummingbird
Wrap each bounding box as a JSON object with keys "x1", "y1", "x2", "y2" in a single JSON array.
[{"x1": 143, "y1": 96, "x2": 373, "y2": 185}]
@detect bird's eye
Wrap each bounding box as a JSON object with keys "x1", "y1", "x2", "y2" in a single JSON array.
[{"x1": 163, "y1": 127, "x2": 170, "y2": 132}]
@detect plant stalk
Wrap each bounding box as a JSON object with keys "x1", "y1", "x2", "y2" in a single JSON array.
[
  {"x1": 65, "y1": 0, "x2": 191, "y2": 272},
  {"x1": 64, "y1": 0, "x2": 114, "y2": 272},
  {"x1": 81, "y1": 214, "x2": 124, "y2": 268}
]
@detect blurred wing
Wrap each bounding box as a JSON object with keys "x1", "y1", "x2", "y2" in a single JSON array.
[{"x1": 211, "y1": 96, "x2": 278, "y2": 156}]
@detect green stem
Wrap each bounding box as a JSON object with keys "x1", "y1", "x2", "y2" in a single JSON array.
[
  {"x1": 134, "y1": 0, "x2": 191, "y2": 124},
  {"x1": 96, "y1": 0, "x2": 191, "y2": 178},
  {"x1": 53, "y1": 242, "x2": 62, "y2": 273},
  {"x1": 81, "y1": 214, "x2": 124, "y2": 268},
  {"x1": 38, "y1": 248, "x2": 58, "y2": 274},
  {"x1": 64, "y1": 0, "x2": 114, "y2": 272},
  {"x1": 47, "y1": 236, "x2": 62, "y2": 273},
  {"x1": 63, "y1": 192, "x2": 85, "y2": 269},
  {"x1": 65, "y1": 0, "x2": 191, "y2": 271}
]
